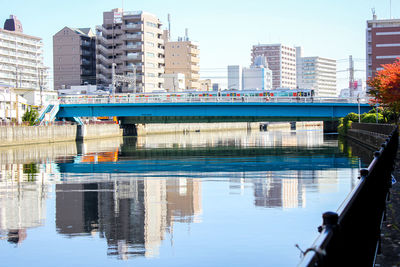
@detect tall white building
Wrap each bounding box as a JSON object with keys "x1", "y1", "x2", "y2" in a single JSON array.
[
  {"x1": 251, "y1": 44, "x2": 297, "y2": 89},
  {"x1": 227, "y1": 65, "x2": 242, "y2": 90},
  {"x1": 96, "y1": 9, "x2": 164, "y2": 92},
  {"x1": 0, "y1": 15, "x2": 48, "y2": 90},
  {"x1": 296, "y1": 47, "x2": 337, "y2": 97}
]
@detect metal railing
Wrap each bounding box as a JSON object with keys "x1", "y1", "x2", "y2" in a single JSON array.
[
  {"x1": 298, "y1": 125, "x2": 398, "y2": 267},
  {"x1": 59, "y1": 95, "x2": 372, "y2": 105}
]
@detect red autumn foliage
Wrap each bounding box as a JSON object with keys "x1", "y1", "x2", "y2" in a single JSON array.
[
  {"x1": 368, "y1": 58, "x2": 400, "y2": 123},
  {"x1": 368, "y1": 58, "x2": 400, "y2": 103}
]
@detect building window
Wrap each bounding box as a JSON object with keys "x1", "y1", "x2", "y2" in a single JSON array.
[{"x1": 146, "y1": 52, "x2": 155, "y2": 57}]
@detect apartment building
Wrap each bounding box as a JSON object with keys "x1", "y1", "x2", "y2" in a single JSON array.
[
  {"x1": 296, "y1": 48, "x2": 336, "y2": 97},
  {"x1": 366, "y1": 14, "x2": 400, "y2": 81},
  {"x1": 164, "y1": 30, "x2": 200, "y2": 90},
  {"x1": 251, "y1": 44, "x2": 297, "y2": 89},
  {"x1": 53, "y1": 27, "x2": 96, "y2": 90},
  {"x1": 0, "y1": 15, "x2": 47, "y2": 90},
  {"x1": 96, "y1": 9, "x2": 164, "y2": 92}
]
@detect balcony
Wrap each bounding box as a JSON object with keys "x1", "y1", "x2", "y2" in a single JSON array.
[
  {"x1": 124, "y1": 44, "x2": 142, "y2": 51},
  {"x1": 124, "y1": 53, "x2": 143, "y2": 61},
  {"x1": 190, "y1": 56, "x2": 200, "y2": 64},
  {"x1": 124, "y1": 33, "x2": 142, "y2": 41},
  {"x1": 125, "y1": 64, "x2": 142, "y2": 72},
  {"x1": 191, "y1": 65, "x2": 200, "y2": 72},
  {"x1": 81, "y1": 50, "x2": 92, "y2": 57},
  {"x1": 122, "y1": 24, "x2": 141, "y2": 31},
  {"x1": 189, "y1": 47, "x2": 200, "y2": 55},
  {"x1": 81, "y1": 40, "x2": 92, "y2": 47}
]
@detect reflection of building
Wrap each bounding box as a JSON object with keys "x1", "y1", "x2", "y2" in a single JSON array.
[
  {"x1": 56, "y1": 184, "x2": 99, "y2": 235},
  {"x1": 55, "y1": 178, "x2": 202, "y2": 259},
  {"x1": 240, "y1": 174, "x2": 307, "y2": 209},
  {"x1": 0, "y1": 163, "x2": 47, "y2": 244}
]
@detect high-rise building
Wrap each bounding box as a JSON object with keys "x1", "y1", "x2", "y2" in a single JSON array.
[
  {"x1": 366, "y1": 14, "x2": 400, "y2": 82},
  {"x1": 164, "y1": 30, "x2": 200, "y2": 90},
  {"x1": 227, "y1": 65, "x2": 242, "y2": 90},
  {"x1": 251, "y1": 44, "x2": 297, "y2": 89},
  {"x1": 296, "y1": 47, "x2": 337, "y2": 97},
  {"x1": 53, "y1": 27, "x2": 96, "y2": 90},
  {"x1": 242, "y1": 55, "x2": 273, "y2": 90},
  {"x1": 0, "y1": 15, "x2": 47, "y2": 89},
  {"x1": 96, "y1": 9, "x2": 165, "y2": 92}
]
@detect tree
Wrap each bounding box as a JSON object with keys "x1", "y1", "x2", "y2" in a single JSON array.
[
  {"x1": 368, "y1": 58, "x2": 400, "y2": 124},
  {"x1": 22, "y1": 107, "x2": 39, "y2": 126}
]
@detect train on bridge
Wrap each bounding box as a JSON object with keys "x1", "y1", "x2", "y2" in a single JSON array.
[{"x1": 59, "y1": 88, "x2": 316, "y2": 103}]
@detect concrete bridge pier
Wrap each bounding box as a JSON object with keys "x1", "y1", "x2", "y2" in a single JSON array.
[{"x1": 120, "y1": 124, "x2": 137, "y2": 136}]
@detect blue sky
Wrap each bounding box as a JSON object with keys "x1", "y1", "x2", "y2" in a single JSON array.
[{"x1": 1, "y1": 0, "x2": 398, "y2": 89}]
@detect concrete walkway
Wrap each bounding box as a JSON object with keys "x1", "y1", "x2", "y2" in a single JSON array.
[{"x1": 376, "y1": 145, "x2": 400, "y2": 266}]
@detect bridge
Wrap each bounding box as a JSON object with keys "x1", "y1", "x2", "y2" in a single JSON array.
[{"x1": 55, "y1": 95, "x2": 372, "y2": 124}]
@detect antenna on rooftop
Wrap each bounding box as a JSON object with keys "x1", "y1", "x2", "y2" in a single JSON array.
[
  {"x1": 372, "y1": 8, "x2": 377, "y2": 20},
  {"x1": 168, "y1": 13, "x2": 171, "y2": 39},
  {"x1": 390, "y1": 0, "x2": 392, "y2": 19},
  {"x1": 185, "y1": 28, "x2": 188, "y2": 41}
]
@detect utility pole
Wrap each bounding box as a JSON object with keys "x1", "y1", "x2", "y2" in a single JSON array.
[{"x1": 349, "y1": 55, "x2": 354, "y2": 98}]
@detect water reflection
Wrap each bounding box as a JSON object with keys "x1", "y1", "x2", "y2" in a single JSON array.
[
  {"x1": 0, "y1": 128, "x2": 369, "y2": 265},
  {"x1": 0, "y1": 164, "x2": 47, "y2": 245},
  {"x1": 56, "y1": 178, "x2": 202, "y2": 259}
]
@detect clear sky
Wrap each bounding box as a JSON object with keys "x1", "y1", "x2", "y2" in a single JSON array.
[{"x1": 1, "y1": 0, "x2": 399, "y2": 90}]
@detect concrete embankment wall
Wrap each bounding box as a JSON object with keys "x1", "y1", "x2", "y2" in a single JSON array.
[
  {"x1": 347, "y1": 122, "x2": 396, "y2": 150},
  {"x1": 0, "y1": 124, "x2": 122, "y2": 147},
  {"x1": 136, "y1": 122, "x2": 260, "y2": 135},
  {"x1": 77, "y1": 124, "x2": 123, "y2": 140}
]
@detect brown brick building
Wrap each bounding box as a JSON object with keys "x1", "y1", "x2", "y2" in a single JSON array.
[{"x1": 366, "y1": 15, "x2": 400, "y2": 81}]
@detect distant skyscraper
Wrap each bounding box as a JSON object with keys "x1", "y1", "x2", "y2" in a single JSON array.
[
  {"x1": 251, "y1": 44, "x2": 297, "y2": 89},
  {"x1": 227, "y1": 65, "x2": 242, "y2": 90},
  {"x1": 53, "y1": 27, "x2": 96, "y2": 90},
  {"x1": 296, "y1": 47, "x2": 337, "y2": 97},
  {"x1": 366, "y1": 13, "x2": 400, "y2": 82}
]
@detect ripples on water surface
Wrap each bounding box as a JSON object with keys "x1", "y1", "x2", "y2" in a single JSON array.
[{"x1": 0, "y1": 127, "x2": 367, "y2": 266}]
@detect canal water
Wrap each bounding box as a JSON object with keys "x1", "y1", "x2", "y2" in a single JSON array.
[{"x1": 0, "y1": 127, "x2": 366, "y2": 266}]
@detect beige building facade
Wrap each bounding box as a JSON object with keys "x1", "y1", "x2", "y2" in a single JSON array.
[
  {"x1": 96, "y1": 9, "x2": 164, "y2": 92},
  {"x1": 164, "y1": 31, "x2": 200, "y2": 90}
]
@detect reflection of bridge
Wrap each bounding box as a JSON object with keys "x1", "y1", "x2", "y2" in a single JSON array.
[
  {"x1": 58, "y1": 146, "x2": 359, "y2": 174},
  {"x1": 56, "y1": 101, "x2": 372, "y2": 124}
]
